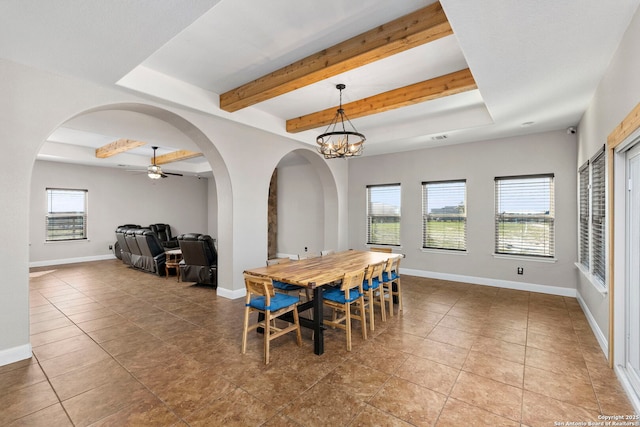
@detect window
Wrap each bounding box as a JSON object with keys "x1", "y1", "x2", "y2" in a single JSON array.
[
  {"x1": 366, "y1": 184, "x2": 401, "y2": 246},
  {"x1": 592, "y1": 149, "x2": 607, "y2": 283},
  {"x1": 578, "y1": 162, "x2": 590, "y2": 268},
  {"x1": 46, "y1": 188, "x2": 88, "y2": 241},
  {"x1": 578, "y1": 147, "x2": 606, "y2": 286},
  {"x1": 422, "y1": 180, "x2": 466, "y2": 251},
  {"x1": 494, "y1": 174, "x2": 554, "y2": 257}
]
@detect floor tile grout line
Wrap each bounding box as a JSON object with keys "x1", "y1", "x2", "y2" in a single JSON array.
[
  {"x1": 24, "y1": 351, "x2": 76, "y2": 426},
  {"x1": 26, "y1": 262, "x2": 633, "y2": 424},
  {"x1": 31, "y1": 278, "x2": 201, "y2": 426}
]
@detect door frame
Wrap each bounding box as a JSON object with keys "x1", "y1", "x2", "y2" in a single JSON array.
[{"x1": 608, "y1": 102, "x2": 640, "y2": 413}]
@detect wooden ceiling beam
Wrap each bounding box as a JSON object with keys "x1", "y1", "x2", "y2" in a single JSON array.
[
  {"x1": 286, "y1": 68, "x2": 477, "y2": 133},
  {"x1": 95, "y1": 138, "x2": 146, "y2": 158},
  {"x1": 220, "y1": 1, "x2": 452, "y2": 112},
  {"x1": 154, "y1": 150, "x2": 203, "y2": 165}
]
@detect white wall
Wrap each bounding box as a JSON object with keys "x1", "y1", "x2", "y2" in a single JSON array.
[
  {"x1": 277, "y1": 158, "x2": 324, "y2": 256},
  {"x1": 0, "y1": 58, "x2": 350, "y2": 366},
  {"x1": 577, "y1": 5, "x2": 640, "y2": 347},
  {"x1": 348, "y1": 131, "x2": 578, "y2": 294},
  {"x1": 207, "y1": 176, "x2": 218, "y2": 237},
  {"x1": 29, "y1": 160, "x2": 209, "y2": 265}
]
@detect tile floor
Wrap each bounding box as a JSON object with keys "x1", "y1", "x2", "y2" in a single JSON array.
[{"x1": 1, "y1": 259, "x2": 634, "y2": 426}]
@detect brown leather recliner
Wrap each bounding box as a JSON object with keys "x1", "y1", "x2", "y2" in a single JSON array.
[
  {"x1": 135, "y1": 229, "x2": 167, "y2": 276},
  {"x1": 115, "y1": 225, "x2": 139, "y2": 265},
  {"x1": 149, "y1": 223, "x2": 179, "y2": 249},
  {"x1": 177, "y1": 233, "x2": 217, "y2": 287}
]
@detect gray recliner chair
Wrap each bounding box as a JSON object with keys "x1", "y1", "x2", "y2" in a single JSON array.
[{"x1": 177, "y1": 233, "x2": 217, "y2": 287}]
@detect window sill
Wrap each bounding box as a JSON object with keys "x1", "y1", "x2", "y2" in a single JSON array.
[
  {"x1": 575, "y1": 262, "x2": 608, "y2": 296},
  {"x1": 492, "y1": 253, "x2": 557, "y2": 263},
  {"x1": 44, "y1": 239, "x2": 90, "y2": 244},
  {"x1": 421, "y1": 248, "x2": 468, "y2": 256}
]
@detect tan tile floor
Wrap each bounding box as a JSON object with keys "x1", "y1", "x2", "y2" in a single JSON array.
[{"x1": 0, "y1": 259, "x2": 634, "y2": 426}]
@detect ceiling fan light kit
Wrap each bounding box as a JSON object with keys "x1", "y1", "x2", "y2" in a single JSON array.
[
  {"x1": 316, "y1": 84, "x2": 365, "y2": 159},
  {"x1": 147, "y1": 146, "x2": 183, "y2": 179},
  {"x1": 147, "y1": 164, "x2": 162, "y2": 179}
]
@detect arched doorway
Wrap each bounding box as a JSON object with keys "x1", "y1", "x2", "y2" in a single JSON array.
[
  {"x1": 268, "y1": 149, "x2": 342, "y2": 259},
  {"x1": 30, "y1": 102, "x2": 232, "y2": 285}
]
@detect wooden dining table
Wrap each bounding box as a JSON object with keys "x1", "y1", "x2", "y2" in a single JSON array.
[{"x1": 244, "y1": 249, "x2": 401, "y2": 355}]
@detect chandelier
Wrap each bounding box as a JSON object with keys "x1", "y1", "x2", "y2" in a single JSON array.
[{"x1": 316, "y1": 84, "x2": 365, "y2": 159}]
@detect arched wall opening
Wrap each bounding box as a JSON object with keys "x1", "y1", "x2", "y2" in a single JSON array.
[
  {"x1": 29, "y1": 102, "x2": 233, "y2": 287},
  {"x1": 269, "y1": 148, "x2": 342, "y2": 259}
]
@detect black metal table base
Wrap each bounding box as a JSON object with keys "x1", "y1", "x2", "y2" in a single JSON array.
[{"x1": 256, "y1": 287, "x2": 325, "y2": 355}]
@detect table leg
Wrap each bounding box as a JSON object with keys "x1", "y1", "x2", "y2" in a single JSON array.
[{"x1": 312, "y1": 286, "x2": 324, "y2": 355}]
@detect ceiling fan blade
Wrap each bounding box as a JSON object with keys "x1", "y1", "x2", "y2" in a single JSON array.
[{"x1": 163, "y1": 172, "x2": 183, "y2": 176}]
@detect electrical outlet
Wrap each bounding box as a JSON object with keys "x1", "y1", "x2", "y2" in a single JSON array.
[
  {"x1": 517, "y1": 267, "x2": 524, "y2": 275},
  {"x1": 109, "y1": 245, "x2": 113, "y2": 250},
  {"x1": 304, "y1": 247, "x2": 308, "y2": 252}
]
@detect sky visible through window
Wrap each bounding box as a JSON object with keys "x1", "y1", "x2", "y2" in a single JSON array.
[
  {"x1": 426, "y1": 181, "x2": 464, "y2": 212},
  {"x1": 369, "y1": 186, "x2": 400, "y2": 214},
  {"x1": 47, "y1": 189, "x2": 86, "y2": 214},
  {"x1": 496, "y1": 177, "x2": 551, "y2": 214},
  {"x1": 369, "y1": 178, "x2": 550, "y2": 215}
]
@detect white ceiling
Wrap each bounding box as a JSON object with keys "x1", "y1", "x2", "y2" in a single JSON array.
[{"x1": 1, "y1": 0, "x2": 639, "y2": 174}]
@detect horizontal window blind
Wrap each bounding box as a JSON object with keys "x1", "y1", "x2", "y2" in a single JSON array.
[
  {"x1": 422, "y1": 180, "x2": 466, "y2": 250},
  {"x1": 46, "y1": 188, "x2": 88, "y2": 241},
  {"x1": 495, "y1": 174, "x2": 554, "y2": 257},
  {"x1": 366, "y1": 184, "x2": 401, "y2": 246},
  {"x1": 591, "y1": 150, "x2": 606, "y2": 284},
  {"x1": 578, "y1": 162, "x2": 590, "y2": 268}
]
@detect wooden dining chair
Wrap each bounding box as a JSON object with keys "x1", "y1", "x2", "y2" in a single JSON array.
[
  {"x1": 381, "y1": 256, "x2": 402, "y2": 316},
  {"x1": 266, "y1": 258, "x2": 310, "y2": 301},
  {"x1": 370, "y1": 247, "x2": 392, "y2": 253},
  {"x1": 322, "y1": 269, "x2": 367, "y2": 351},
  {"x1": 242, "y1": 273, "x2": 302, "y2": 364},
  {"x1": 362, "y1": 261, "x2": 387, "y2": 331}
]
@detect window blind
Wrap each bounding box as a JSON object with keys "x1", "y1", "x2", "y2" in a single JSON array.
[
  {"x1": 591, "y1": 150, "x2": 606, "y2": 284},
  {"x1": 46, "y1": 188, "x2": 88, "y2": 241},
  {"x1": 422, "y1": 180, "x2": 466, "y2": 250},
  {"x1": 494, "y1": 174, "x2": 554, "y2": 257},
  {"x1": 366, "y1": 184, "x2": 401, "y2": 246},
  {"x1": 578, "y1": 161, "x2": 590, "y2": 268}
]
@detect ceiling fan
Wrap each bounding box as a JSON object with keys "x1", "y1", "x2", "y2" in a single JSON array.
[{"x1": 147, "y1": 146, "x2": 183, "y2": 179}]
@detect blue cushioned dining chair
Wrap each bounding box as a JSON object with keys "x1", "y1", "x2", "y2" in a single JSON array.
[
  {"x1": 362, "y1": 261, "x2": 387, "y2": 331},
  {"x1": 381, "y1": 256, "x2": 403, "y2": 315},
  {"x1": 322, "y1": 269, "x2": 367, "y2": 351},
  {"x1": 242, "y1": 273, "x2": 302, "y2": 364},
  {"x1": 266, "y1": 258, "x2": 310, "y2": 301}
]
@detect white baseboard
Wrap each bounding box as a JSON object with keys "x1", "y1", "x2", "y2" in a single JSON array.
[
  {"x1": 0, "y1": 344, "x2": 32, "y2": 367},
  {"x1": 401, "y1": 268, "x2": 577, "y2": 297},
  {"x1": 29, "y1": 254, "x2": 116, "y2": 268},
  {"x1": 217, "y1": 286, "x2": 246, "y2": 300},
  {"x1": 576, "y1": 290, "x2": 609, "y2": 356},
  {"x1": 614, "y1": 364, "x2": 640, "y2": 415}
]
